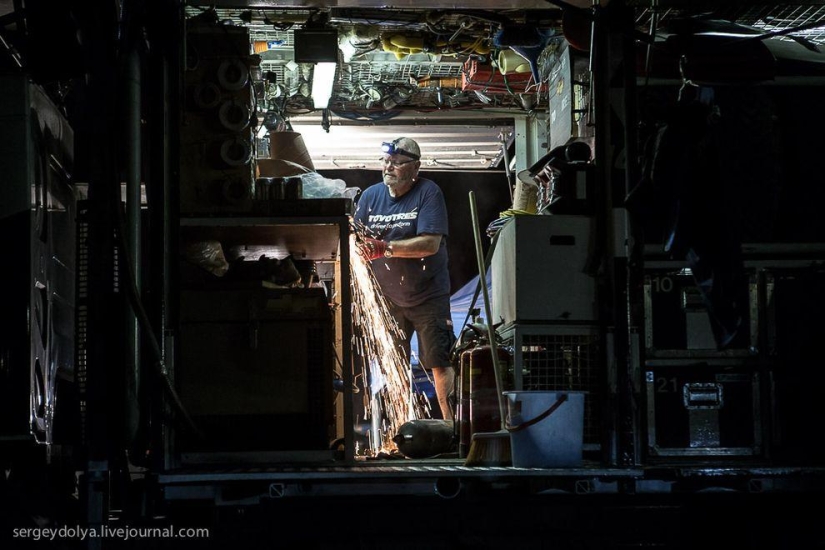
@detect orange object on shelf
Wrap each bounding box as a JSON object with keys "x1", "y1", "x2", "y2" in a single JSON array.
[{"x1": 252, "y1": 40, "x2": 287, "y2": 54}]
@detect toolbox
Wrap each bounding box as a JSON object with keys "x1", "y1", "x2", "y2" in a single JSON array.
[{"x1": 645, "y1": 360, "x2": 765, "y2": 458}]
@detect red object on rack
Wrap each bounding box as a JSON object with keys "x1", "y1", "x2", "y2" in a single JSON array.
[{"x1": 461, "y1": 59, "x2": 534, "y2": 94}]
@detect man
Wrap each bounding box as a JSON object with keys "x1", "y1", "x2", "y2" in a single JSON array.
[{"x1": 353, "y1": 137, "x2": 456, "y2": 421}]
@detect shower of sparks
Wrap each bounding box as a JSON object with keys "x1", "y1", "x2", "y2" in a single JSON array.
[{"x1": 349, "y1": 233, "x2": 432, "y2": 454}]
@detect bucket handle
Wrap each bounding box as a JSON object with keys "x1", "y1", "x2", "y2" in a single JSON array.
[{"x1": 505, "y1": 393, "x2": 569, "y2": 433}]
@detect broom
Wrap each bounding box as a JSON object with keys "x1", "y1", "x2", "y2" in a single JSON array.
[{"x1": 463, "y1": 191, "x2": 512, "y2": 467}]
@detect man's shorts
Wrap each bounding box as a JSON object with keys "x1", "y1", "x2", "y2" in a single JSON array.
[{"x1": 387, "y1": 296, "x2": 455, "y2": 369}]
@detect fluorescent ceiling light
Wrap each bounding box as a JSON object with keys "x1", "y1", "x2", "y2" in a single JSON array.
[
  {"x1": 287, "y1": 116, "x2": 513, "y2": 171},
  {"x1": 311, "y1": 62, "x2": 336, "y2": 110}
]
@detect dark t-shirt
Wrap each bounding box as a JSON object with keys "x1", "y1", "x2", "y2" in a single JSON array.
[{"x1": 353, "y1": 177, "x2": 450, "y2": 307}]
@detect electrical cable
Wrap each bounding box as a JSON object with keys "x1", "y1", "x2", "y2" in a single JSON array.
[
  {"x1": 331, "y1": 109, "x2": 402, "y2": 121},
  {"x1": 114, "y1": 202, "x2": 204, "y2": 440}
]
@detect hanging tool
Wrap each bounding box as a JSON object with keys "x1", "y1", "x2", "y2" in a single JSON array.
[{"x1": 499, "y1": 130, "x2": 514, "y2": 202}]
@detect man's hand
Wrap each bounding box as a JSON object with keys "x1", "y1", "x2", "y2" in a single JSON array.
[{"x1": 359, "y1": 237, "x2": 387, "y2": 261}]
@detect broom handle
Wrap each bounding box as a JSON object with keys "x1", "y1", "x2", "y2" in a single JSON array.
[{"x1": 468, "y1": 191, "x2": 507, "y2": 429}]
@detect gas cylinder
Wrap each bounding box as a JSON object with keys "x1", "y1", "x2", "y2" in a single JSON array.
[
  {"x1": 457, "y1": 347, "x2": 473, "y2": 458},
  {"x1": 458, "y1": 344, "x2": 511, "y2": 458},
  {"x1": 393, "y1": 419, "x2": 455, "y2": 458}
]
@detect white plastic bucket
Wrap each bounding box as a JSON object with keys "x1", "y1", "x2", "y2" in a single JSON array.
[{"x1": 504, "y1": 391, "x2": 586, "y2": 467}]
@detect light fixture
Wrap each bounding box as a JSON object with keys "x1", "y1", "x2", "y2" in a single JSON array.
[{"x1": 310, "y1": 62, "x2": 337, "y2": 110}]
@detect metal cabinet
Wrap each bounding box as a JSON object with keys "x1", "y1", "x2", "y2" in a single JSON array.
[{"x1": 168, "y1": 200, "x2": 355, "y2": 466}]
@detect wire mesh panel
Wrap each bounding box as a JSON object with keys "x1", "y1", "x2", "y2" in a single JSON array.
[
  {"x1": 345, "y1": 58, "x2": 464, "y2": 84},
  {"x1": 521, "y1": 333, "x2": 599, "y2": 390},
  {"x1": 501, "y1": 325, "x2": 602, "y2": 447}
]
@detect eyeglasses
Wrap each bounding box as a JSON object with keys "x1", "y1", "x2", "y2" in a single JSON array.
[{"x1": 380, "y1": 157, "x2": 417, "y2": 169}]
